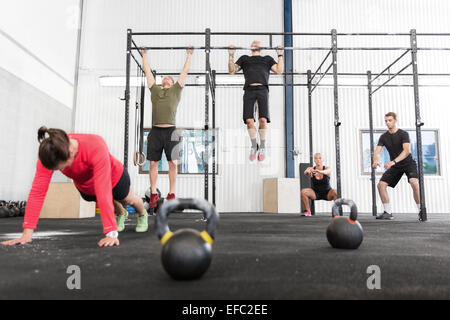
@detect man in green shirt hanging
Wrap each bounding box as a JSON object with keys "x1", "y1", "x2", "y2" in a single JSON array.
[{"x1": 140, "y1": 46, "x2": 193, "y2": 210}]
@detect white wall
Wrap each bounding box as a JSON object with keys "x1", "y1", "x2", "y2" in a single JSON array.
[
  {"x1": 0, "y1": 0, "x2": 80, "y2": 107},
  {"x1": 293, "y1": 0, "x2": 450, "y2": 214},
  {"x1": 0, "y1": 0, "x2": 80, "y2": 200}
]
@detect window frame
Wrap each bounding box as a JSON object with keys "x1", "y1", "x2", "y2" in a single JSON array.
[{"x1": 359, "y1": 128, "x2": 441, "y2": 176}]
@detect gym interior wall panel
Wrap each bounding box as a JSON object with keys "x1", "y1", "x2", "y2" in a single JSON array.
[
  {"x1": 0, "y1": 0, "x2": 80, "y2": 107},
  {"x1": 74, "y1": 0, "x2": 284, "y2": 212},
  {"x1": 0, "y1": 67, "x2": 72, "y2": 201}
]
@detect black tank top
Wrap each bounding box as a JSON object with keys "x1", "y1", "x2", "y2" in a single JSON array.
[{"x1": 311, "y1": 165, "x2": 332, "y2": 192}]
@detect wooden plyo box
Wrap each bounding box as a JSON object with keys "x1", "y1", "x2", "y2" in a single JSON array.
[
  {"x1": 40, "y1": 182, "x2": 96, "y2": 219},
  {"x1": 263, "y1": 178, "x2": 300, "y2": 213}
]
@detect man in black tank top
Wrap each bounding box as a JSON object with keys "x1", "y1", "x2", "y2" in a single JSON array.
[
  {"x1": 228, "y1": 41, "x2": 284, "y2": 162},
  {"x1": 300, "y1": 153, "x2": 338, "y2": 216},
  {"x1": 373, "y1": 112, "x2": 421, "y2": 220}
]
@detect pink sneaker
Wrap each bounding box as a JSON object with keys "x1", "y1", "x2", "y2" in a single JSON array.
[
  {"x1": 301, "y1": 210, "x2": 312, "y2": 217},
  {"x1": 249, "y1": 147, "x2": 258, "y2": 161},
  {"x1": 258, "y1": 148, "x2": 266, "y2": 161}
]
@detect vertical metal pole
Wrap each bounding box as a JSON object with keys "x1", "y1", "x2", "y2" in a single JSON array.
[
  {"x1": 204, "y1": 28, "x2": 210, "y2": 201},
  {"x1": 139, "y1": 70, "x2": 145, "y2": 154},
  {"x1": 307, "y1": 69, "x2": 315, "y2": 215},
  {"x1": 212, "y1": 70, "x2": 216, "y2": 206},
  {"x1": 410, "y1": 29, "x2": 427, "y2": 221},
  {"x1": 284, "y1": 0, "x2": 295, "y2": 177},
  {"x1": 307, "y1": 70, "x2": 313, "y2": 165},
  {"x1": 124, "y1": 29, "x2": 132, "y2": 169},
  {"x1": 331, "y1": 29, "x2": 341, "y2": 200},
  {"x1": 367, "y1": 71, "x2": 377, "y2": 216}
]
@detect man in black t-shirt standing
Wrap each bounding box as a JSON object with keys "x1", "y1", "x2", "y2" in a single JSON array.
[
  {"x1": 372, "y1": 112, "x2": 421, "y2": 220},
  {"x1": 228, "y1": 41, "x2": 283, "y2": 161}
]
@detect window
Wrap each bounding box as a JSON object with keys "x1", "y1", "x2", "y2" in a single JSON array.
[
  {"x1": 139, "y1": 128, "x2": 218, "y2": 175},
  {"x1": 360, "y1": 129, "x2": 440, "y2": 175}
]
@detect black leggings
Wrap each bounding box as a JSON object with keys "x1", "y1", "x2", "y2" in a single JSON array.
[{"x1": 78, "y1": 169, "x2": 130, "y2": 202}]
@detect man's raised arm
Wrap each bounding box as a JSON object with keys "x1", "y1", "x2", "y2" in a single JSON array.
[
  {"x1": 140, "y1": 47, "x2": 155, "y2": 88},
  {"x1": 228, "y1": 45, "x2": 240, "y2": 74},
  {"x1": 177, "y1": 46, "x2": 193, "y2": 88}
]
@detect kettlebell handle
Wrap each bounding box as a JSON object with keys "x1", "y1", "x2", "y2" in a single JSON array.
[
  {"x1": 156, "y1": 198, "x2": 219, "y2": 242},
  {"x1": 332, "y1": 198, "x2": 358, "y2": 221}
]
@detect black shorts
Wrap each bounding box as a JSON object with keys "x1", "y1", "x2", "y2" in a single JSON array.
[
  {"x1": 79, "y1": 168, "x2": 131, "y2": 202},
  {"x1": 380, "y1": 161, "x2": 419, "y2": 188},
  {"x1": 243, "y1": 86, "x2": 270, "y2": 124},
  {"x1": 147, "y1": 126, "x2": 181, "y2": 162},
  {"x1": 314, "y1": 188, "x2": 332, "y2": 201}
]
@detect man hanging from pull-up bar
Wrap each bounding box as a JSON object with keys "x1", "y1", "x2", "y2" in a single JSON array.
[
  {"x1": 228, "y1": 41, "x2": 284, "y2": 161},
  {"x1": 140, "y1": 46, "x2": 193, "y2": 211}
]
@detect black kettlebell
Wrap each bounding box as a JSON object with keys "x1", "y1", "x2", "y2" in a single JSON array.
[
  {"x1": 19, "y1": 201, "x2": 26, "y2": 217},
  {"x1": 7, "y1": 202, "x2": 20, "y2": 217},
  {"x1": 326, "y1": 198, "x2": 363, "y2": 249},
  {"x1": 0, "y1": 202, "x2": 9, "y2": 218},
  {"x1": 156, "y1": 198, "x2": 219, "y2": 280}
]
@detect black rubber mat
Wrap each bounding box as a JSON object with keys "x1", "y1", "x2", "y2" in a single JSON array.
[{"x1": 0, "y1": 213, "x2": 449, "y2": 299}]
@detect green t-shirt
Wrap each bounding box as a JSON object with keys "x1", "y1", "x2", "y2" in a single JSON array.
[{"x1": 150, "y1": 82, "x2": 183, "y2": 125}]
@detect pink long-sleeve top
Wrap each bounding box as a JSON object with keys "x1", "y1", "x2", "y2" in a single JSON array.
[{"x1": 23, "y1": 134, "x2": 124, "y2": 234}]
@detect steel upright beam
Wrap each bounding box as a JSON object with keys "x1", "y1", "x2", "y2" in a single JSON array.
[
  {"x1": 367, "y1": 71, "x2": 377, "y2": 216},
  {"x1": 331, "y1": 29, "x2": 342, "y2": 200},
  {"x1": 124, "y1": 29, "x2": 132, "y2": 169},
  {"x1": 410, "y1": 29, "x2": 427, "y2": 221},
  {"x1": 307, "y1": 69, "x2": 315, "y2": 215},
  {"x1": 284, "y1": 0, "x2": 295, "y2": 177},
  {"x1": 204, "y1": 28, "x2": 211, "y2": 201}
]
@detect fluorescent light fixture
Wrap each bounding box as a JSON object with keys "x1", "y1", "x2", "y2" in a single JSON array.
[{"x1": 99, "y1": 76, "x2": 163, "y2": 87}]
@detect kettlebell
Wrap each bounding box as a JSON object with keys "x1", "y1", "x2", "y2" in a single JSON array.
[
  {"x1": 19, "y1": 201, "x2": 26, "y2": 217},
  {"x1": 0, "y1": 202, "x2": 9, "y2": 218},
  {"x1": 326, "y1": 198, "x2": 363, "y2": 249},
  {"x1": 7, "y1": 202, "x2": 20, "y2": 217},
  {"x1": 156, "y1": 198, "x2": 219, "y2": 280}
]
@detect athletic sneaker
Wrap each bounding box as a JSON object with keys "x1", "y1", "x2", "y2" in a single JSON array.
[
  {"x1": 116, "y1": 211, "x2": 128, "y2": 232},
  {"x1": 149, "y1": 193, "x2": 160, "y2": 209},
  {"x1": 418, "y1": 210, "x2": 426, "y2": 222},
  {"x1": 136, "y1": 212, "x2": 149, "y2": 232},
  {"x1": 300, "y1": 210, "x2": 312, "y2": 217},
  {"x1": 166, "y1": 193, "x2": 176, "y2": 201},
  {"x1": 376, "y1": 211, "x2": 394, "y2": 220},
  {"x1": 258, "y1": 148, "x2": 266, "y2": 161},
  {"x1": 249, "y1": 146, "x2": 258, "y2": 161}
]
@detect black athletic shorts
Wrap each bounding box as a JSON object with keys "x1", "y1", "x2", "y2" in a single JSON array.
[
  {"x1": 314, "y1": 188, "x2": 331, "y2": 201},
  {"x1": 243, "y1": 86, "x2": 270, "y2": 124},
  {"x1": 79, "y1": 168, "x2": 130, "y2": 202},
  {"x1": 380, "y1": 161, "x2": 419, "y2": 188},
  {"x1": 147, "y1": 126, "x2": 181, "y2": 162}
]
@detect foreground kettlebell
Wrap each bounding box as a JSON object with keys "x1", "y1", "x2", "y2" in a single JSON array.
[
  {"x1": 156, "y1": 198, "x2": 219, "y2": 280},
  {"x1": 326, "y1": 198, "x2": 363, "y2": 249}
]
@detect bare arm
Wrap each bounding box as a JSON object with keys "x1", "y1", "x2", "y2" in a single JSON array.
[
  {"x1": 372, "y1": 145, "x2": 383, "y2": 168},
  {"x1": 177, "y1": 46, "x2": 193, "y2": 88},
  {"x1": 140, "y1": 48, "x2": 155, "y2": 88},
  {"x1": 270, "y1": 45, "x2": 284, "y2": 74},
  {"x1": 315, "y1": 166, "x2": 332, "y2": 176},
  {"x1": 395, "y1": 143, "x2": 411, "y2": 163},
  {"x1": 384, "y1": 143, "x2": 412, "y2": 170},
  {"x1": 228, "y1": 45, "x2": 240, "y2": 74}
]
